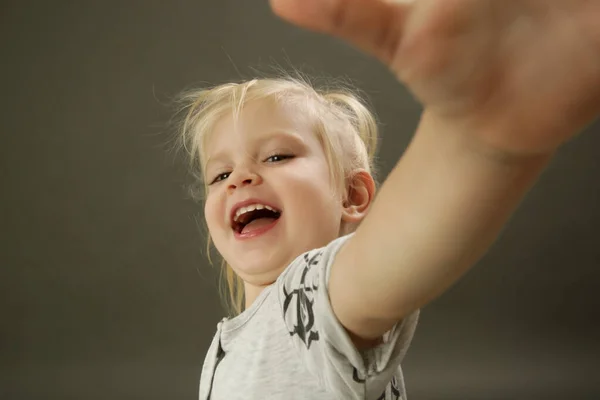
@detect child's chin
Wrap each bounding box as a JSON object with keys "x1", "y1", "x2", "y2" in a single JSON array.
[{"x1": 236, "y1": 254, "x2": 288, "y2": 278}]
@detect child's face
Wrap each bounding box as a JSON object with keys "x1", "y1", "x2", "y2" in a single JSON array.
[{"x1": 204, "y1": 99, "x2": 344, "y2": 290}]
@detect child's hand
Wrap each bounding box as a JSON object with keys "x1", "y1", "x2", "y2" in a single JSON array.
[{"x1": 270, "y1": 0, "x2": 600, "y2": 157}]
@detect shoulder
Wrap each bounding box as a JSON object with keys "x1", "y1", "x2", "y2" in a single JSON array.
[
  {"x1": 275, "y1": 234, "x2": 353, "y2": 348},
  {"x1": 278, "y1": 234, "x2": 353, "y2": 289},
  {"x1": 272, "y1": 235, "x2": 419, "y2": 398}
]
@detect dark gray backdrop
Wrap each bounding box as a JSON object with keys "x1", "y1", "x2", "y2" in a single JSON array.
[{"x1": 1, "y1": 1, "x2": 599, "y2": 399}]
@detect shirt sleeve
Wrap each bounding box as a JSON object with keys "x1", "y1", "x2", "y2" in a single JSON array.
[{"x1": 277, "y1": 234, "x2": 419, "y2": 400}]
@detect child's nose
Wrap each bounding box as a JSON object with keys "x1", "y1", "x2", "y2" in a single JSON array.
[{"x1": 228, "y1": 171, "x2": 262, "y2": 191}]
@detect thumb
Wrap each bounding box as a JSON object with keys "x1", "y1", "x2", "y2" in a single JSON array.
[{"x1": 269, "y1": 0, "x2": 412, "y2": 64}]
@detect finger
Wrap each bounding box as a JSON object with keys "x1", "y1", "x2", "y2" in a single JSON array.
[{"x1": 269, "y1": 0, "x2": 412, "y2": 64}]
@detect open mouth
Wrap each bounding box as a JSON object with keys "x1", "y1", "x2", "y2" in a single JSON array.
[{"x1": 231, "y1": 204, "x2": 282, "y2": 235}]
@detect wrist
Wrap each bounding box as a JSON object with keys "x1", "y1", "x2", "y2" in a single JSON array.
[{"x1": 418, "y1": 109, "x2": 557, "y2": 167}]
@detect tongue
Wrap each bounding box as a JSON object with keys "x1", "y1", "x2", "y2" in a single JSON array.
[{"x1": 241, "y1": 217, "x2": 277, "y2": 234}]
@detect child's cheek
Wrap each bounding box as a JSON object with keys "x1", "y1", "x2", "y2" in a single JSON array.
[{"x1": 204, "y1": 195, "x2": 223, "y2": 231}]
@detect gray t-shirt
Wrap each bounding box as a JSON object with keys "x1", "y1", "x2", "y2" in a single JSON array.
[{"x1": 199, "y1": 234, "x2": 419, "y2": 400}]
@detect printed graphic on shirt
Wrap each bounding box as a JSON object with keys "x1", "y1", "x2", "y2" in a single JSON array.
[
  {"x1": 282, "y1": 245, "x2": 405, "y2": 400},
  {"x1": 353, "y1": 367, "x2": 401, "y2": 400},
  {"x1": 377, "y1": 376, "x2": 401, "y2": 400},
  {"x1": 282, "y1": 251, "x2": 322, "y2": 350}
]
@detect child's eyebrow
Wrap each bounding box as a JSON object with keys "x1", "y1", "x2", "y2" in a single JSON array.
[
  {"x1": 256, "y1": 129, "x2": 307, "y2": 147},
  {"x1": 205, "y1": 130, "x2": 306, "y2": 170}
]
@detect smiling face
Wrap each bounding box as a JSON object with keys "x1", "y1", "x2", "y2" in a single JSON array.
[{"x1": 203, "y1": 99, "x2": 345, "y2": 298}]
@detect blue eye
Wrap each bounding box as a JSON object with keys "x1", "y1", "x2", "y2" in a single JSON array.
[
  {"x1": 210, "y1": 172, "x2": 230, "y2": 184},
  {"x1": 265, "y1": 154, "x2": 293, "y2": 163}
]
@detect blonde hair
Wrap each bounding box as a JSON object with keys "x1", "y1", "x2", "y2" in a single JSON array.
[{"x1": 177, "y1": 74, "x2": 380, "y2": 317}]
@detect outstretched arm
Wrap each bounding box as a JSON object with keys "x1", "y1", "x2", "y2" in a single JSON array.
[
  {"x1": 333, "y1": 111, "x2": 549, "y2": 341},
  {"x1": 271, "y1": 0, "x2": 600, "y2": 342}
]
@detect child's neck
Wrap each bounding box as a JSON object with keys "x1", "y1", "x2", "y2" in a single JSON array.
[{"x1": 243, "y1": 282, "x2": 272, "y2": 311}]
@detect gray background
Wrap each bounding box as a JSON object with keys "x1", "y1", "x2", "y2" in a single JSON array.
[{"x1": 1, "y1": 1, "x2": 599, "y2": 399}]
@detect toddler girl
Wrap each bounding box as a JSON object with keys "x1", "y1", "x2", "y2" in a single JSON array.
[{"x1": 179, "y1": 0, "x2": 600, "y2": 398}]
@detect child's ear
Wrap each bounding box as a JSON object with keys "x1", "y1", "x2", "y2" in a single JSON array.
[{"x1": 341, "y1": 170, "x2": 376, "y2": 224}]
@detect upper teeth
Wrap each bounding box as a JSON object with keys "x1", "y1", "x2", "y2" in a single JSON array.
[{"x1": 233, "y1": 204, "x2": 277, "y2": 222}]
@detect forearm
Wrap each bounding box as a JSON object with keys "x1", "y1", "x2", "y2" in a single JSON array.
[
  {"x1": 338, "y1": 111, "x2": 551, "y2": 324},
  {"x1": 386, "y1": 111, "x2": 551, "y2": 272}
]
